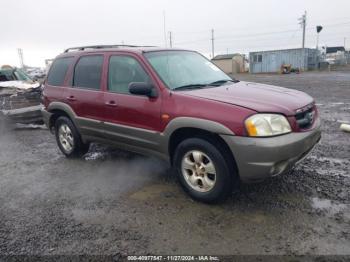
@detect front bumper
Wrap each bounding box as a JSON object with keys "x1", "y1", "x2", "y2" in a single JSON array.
[
  {"x1": 221, "y1": 120, "x2": 321, "y2": 183},
  {"x1": 1, "y1": 105, "x2": 43, "y2": 124}
]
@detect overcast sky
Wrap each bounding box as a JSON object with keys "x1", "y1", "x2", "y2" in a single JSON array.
[{"x1": 1, "y1": 0, "x2": 350, "y2": 67}]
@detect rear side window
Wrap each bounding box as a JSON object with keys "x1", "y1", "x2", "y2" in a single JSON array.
[
  {"x1": 47, "y1": 57, "x2": 73, "y2": 86},
  {"x1": 73, "y1": 55, "x2": 103, "y2": 90}
]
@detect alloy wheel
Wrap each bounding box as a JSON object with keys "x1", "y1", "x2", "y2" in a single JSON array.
[
  {"x1": 58, "y1": 124, "x2": 74, "y2": 153},
  {"x1": 181, "y1": 150, "x2": 217, "y2": 192}
]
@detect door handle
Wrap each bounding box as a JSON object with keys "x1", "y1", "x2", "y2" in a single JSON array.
[
  {"x1": 66, "y1": 96, "x2": 77, "y2": 101},
  {"x1": 105, "y1": 100, "x2": 117, "y2": 107}
]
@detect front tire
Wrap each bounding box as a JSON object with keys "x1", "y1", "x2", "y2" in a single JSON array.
[
  {"x1": 173, "y1": 138, "x2": 235, "y2": 203},
  {"x1": 55, "y1": 116, "x2": 89, "y2": 158}
]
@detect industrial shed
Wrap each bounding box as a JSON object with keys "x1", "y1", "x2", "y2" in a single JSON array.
[
  {"x1": 212, "y1": 54, "x2": 246, "y2": 74},
  {"x1": 249, "y1": 48, "x2": 319, "y2": 73}
]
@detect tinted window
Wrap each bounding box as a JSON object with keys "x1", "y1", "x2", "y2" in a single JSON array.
[
  {"x1": 108, "y1": 56, "x2": 150, "y2": 94},
  {"x1": 73, "y1": 55, "x2": 103, "y2": 89},
  {"x1": 47, "y1": 57, "x2": 73, "y2": 86}
]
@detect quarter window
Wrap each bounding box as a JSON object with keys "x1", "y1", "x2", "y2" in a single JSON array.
[
  {"x1": 108, "y1": 56, "x2": 150, "y2": 94},
  {"x1": 47, "y1": 57, "x2": 73, "y2": 86},
  {"x1": 73, "y1": 55, "x2": 103, "y2": 89}
]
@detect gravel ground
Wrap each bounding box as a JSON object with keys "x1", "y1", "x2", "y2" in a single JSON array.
[{"x1": 0, "y1": 71, "x2": 349, "y2": 259}]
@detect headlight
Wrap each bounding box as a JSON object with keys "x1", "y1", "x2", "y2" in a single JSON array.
[{"x1": 245, "y1": 114, "x2": 291, "y2": 137}]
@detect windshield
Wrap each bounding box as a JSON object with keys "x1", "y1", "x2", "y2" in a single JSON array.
[
  {"x1": 144, "y1": 51, "x2": 232, "y2": 90},
  {"x1": 14, "y1": 68, "x2": 32, "y2": 81},
  {"x1": 0, "y1": 68, "x2": 32, "y2": 82}
]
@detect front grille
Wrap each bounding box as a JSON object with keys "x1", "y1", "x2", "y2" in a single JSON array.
[{"x1": 295, "y1": 104, "x2": 315, "y2": 129}]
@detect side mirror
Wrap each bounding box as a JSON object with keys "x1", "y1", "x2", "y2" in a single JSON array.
[{"x1": 129, "y1": 82, "x2": 157, "y2": 98}]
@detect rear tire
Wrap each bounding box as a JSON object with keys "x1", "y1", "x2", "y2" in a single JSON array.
[
  {"x1": 55, "y1": 116, "x2": 89, "y2": 158},
  {"x1": 173, "y1": 137, "x2": 236, "y2": 203}
]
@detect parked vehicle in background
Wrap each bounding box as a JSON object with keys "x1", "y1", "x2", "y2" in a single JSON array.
[
  {"x1": 42, "y1": 45, "x2": 321, "y2": 203},
  {"x1": 0, "y1": 66, "x2": 43, "y2": 124},
  {"x1": 0, "y1": 67, "x2": 33, "y2": 82},
  {"x1": 26, "y1": 67, "x2": 47, "y2": 80}
]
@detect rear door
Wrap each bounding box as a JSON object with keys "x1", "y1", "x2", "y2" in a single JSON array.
[
  {"x1": 63, "y1": 54, "x2": 106, "y2": 138},
  {"x1": 45, "y1": 57, "x2": 74, "y2": 105},
  {"x1": 103, "y1": 53, "x2": 162, "y2": 150}
]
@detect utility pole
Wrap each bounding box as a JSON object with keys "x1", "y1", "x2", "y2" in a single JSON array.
[
  {"x1": 316, "y1": 25, "x2": 323, "y2": 50},
  {"x1": 17, "y1": 48, "x2": 24, "y2": 68},
  {"x1": 211, "y1": 29, "x2": 215, "y2": 59},
  {"x1": 345, "y1": 38, "x2": 348, "y2": 65},
  {"x1": 163, "y1": 11, "x2": 167, "y2": 47},
  {"x1": 169, "y1": 31, "x2": 172, "y2": 48},
  {"x1": 299, "y1": 11, "x2": 307, "y2": 49},
  {"x1": 298, "y1": 11, "x2": 307, "y2": 71}
]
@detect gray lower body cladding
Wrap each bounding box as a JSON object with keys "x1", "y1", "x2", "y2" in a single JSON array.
[
  {"x1": 42, "y1": 106, "x2": 321, "y2": 183},
  {"x1": 221, "y1": 121, "x2": 322, "y2": 183}
]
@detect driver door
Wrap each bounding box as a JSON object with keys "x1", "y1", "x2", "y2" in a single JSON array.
[{"x1": 103, "y1": 54, "x2": 162, "y2": 150}]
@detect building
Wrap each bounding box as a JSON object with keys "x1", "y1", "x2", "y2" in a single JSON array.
[
  {"x1": 212, "y1": 54, "x2": 246, "y2": 74},
  {"x1": 325, "y1": 46, "x2": 347, "y2": 65},
  {"x1": 249, "y1": 48, "x2": 318, "y2": 74},
  {"x1": 326, "y1": 46, "x2": 345, "y2": 55}
]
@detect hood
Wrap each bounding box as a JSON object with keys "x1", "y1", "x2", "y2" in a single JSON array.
[
  {"x1": 179, "y1": 81, "x2": 314, "y2": 116},
  {"x1": 0, "y1": 80, "x2": 40, "y2": 90}
]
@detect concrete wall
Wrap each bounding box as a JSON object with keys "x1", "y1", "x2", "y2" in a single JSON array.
[
  {"x1": 212, "y1": 59, "x2": 233, "y2": 74},
  {"x1": 232, "y1": 55, "x2": 245, "y2": 73},
  {"x1": 212, "y1": 55, "x2": 245, "y2": 74}
]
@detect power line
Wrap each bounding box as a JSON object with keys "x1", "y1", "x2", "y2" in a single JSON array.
[
  {"x1": 174, "y1": 20, "x2": 350, "y2": 46},
  {"x1": 116, "y1": 19, "x2": 350, "y2": 46},
  {"x1": 171, "y1": 18, "x2": 350, "y2": 38}
]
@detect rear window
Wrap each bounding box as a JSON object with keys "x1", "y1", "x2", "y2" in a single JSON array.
[
  {"x1": 73, "y1": 55, "x2": 103, "y2": 90},
  {"x1": 47, "y1": 57, "x2": 73, "y2": 86}
]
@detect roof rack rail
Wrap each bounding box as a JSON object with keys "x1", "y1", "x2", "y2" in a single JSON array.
[{"x1": 63, "y1": 45, "x2": 156, "y2": 53}]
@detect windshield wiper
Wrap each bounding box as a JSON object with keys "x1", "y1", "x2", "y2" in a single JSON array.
[
  {"x1": 172, "y1": 84, "x2": 208, "y2": 91},
  {"x1": 173, "y1": 79, "x2": 239, "y2": 90},
  {"x1": 209, "y1": 79, "x2": 239, "y2": 86}
]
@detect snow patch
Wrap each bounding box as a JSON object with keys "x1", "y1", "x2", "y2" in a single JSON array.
[{"x1": 0, "y1": 81, "x2": 40, "y2": 90}]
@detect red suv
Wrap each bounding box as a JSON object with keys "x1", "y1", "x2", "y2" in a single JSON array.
[{"x1": 42, "y1": 45, "x2": 321, "y2": 203}]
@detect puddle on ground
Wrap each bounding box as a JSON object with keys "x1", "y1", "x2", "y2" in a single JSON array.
[
  {"x1": 70, "y1": 208, "x2": 130, "y2": 225},
  {"x1": 311, "y1": 197, "x2": 348, "y2": 214},
  {"x1": 307, "y1": 156, "x2": 349, "y2": 165},
  {"x1": 129, "y1": 184, "x2": 177, "y2": 201},
  {"x1": 300, "y1": 156, "x2": 350, "y2": 177},
  {"x1": 330, "y1": 102, "x2": 349, "y2": 105},
  {"x1": 15, "y1": 123, "x2": 47, "y2": 130},
  {"x1": 84, "y1": 151, "x2": 108, "y2": 161}
]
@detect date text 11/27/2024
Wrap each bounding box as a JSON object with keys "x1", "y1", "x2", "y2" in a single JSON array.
[{"x1": 127, "y1": 255, "x2": 220, "y2": 261}]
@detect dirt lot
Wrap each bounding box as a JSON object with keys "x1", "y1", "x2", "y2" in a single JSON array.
[{"x1": 0, "y1": 71, "x2": 349, "y2": 259}]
